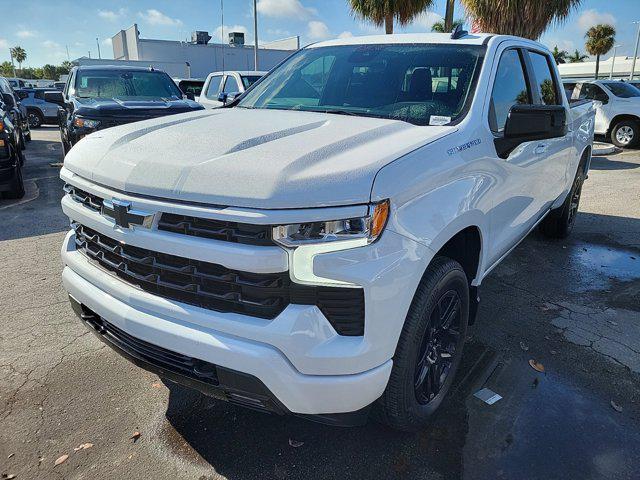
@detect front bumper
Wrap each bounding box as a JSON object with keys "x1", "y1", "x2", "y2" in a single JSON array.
[{"x1": 60, "y1": 171, "x2": 433, "y2": 415}]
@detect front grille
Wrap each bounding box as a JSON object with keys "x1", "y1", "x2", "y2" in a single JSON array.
[
  {"x1": 158, "y1": 213, "x2": 273, "y2": 246},
  {"x1": 73, "y1": 224, "x2": 365, "y2": 334},
  {"x1": 64, "y1": 184, "x2": 102, "y2": 212}
]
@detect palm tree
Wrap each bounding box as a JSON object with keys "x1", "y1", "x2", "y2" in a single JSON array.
[
  {"x1": 10, "y1": 46, "x2": 27, "y2": 70},
  {"x1": 567, "y1": 49, "x2": 589, "y2": 63},
  {"x1": 459, "y1": 0, "x2": 582, "y2": 39},
  {"x1": 431, "y1": 18, "x2": 464, "y2": 33},
  {"x1": 585, "y1": 24, "x2": 616, "y2": 79},
  {"x1": 551, "y1": 45, "x2": 569, "y2": 64},
  {"x1": 348, "y1": 0, "x2": 436, "y2": 34}
]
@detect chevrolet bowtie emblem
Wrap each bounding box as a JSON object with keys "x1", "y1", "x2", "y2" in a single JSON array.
[{"x1": 102, "y1": 199, "x2": 154, "y2": 229}]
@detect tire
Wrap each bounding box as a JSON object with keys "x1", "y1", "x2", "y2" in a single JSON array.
[
  {"x1": 374, "y1": 256, "x2": 469, "y2": 431},
  {"x1": 2, "y1": 162, "x2": 25, "y2": 200},
  {"x1": 27, "y1": 110, "x2": 43, "y2": 129},
  {"x1": 541, "y1": 163, "x2": 585, "y2": 239},
  {"x1": 610, "y1": 119, "x2": 639, "y2": 148}
]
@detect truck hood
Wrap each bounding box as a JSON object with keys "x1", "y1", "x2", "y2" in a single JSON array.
[
  {"x1": 74, "y1": 97, "x2": 202, "y2": 118},
  {"x1": 64, "y1": 108, "x2": 455, "y2": 209}
]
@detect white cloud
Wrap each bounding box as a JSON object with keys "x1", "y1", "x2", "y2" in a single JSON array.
[
  {"x1": 214, "y1": 24, "x2": 250, "y2": 43},
  {"x1": 337, "y1": 31, "x2": 353, "y2": 39},
  {"x1": 0, "y1": 38, "x2": 8, "y2": 49},
  {"x1": 43, "y1": 40, "x2": 61, "y2": 49},
  {"x1": 307, "y1": 21, "x2": 330, "y2": 41},
  {"x1": 577, "y1": 9, "x2": 616, "y2": 31},
  {"x1": 138, "y1": 9, "x2": 183, "y2": 27},
  {"x1": 102, "y1": 37, "x2": 113, "y2": 46},
  {"x1": 99, "y1": 8, "x2": 127, "y2": 22},
  {"x1": 16, "y1": 30, "x2": 37, "y2": 38},
  {"x1": 257, "y1": 0, "x2": 316, "y2": 19},
  {"x1": 411, "y1": 11, "x2": 444, "y2": 30}
]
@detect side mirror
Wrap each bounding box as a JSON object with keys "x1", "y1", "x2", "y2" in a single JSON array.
[
  {"x1": 44, "y1": 91, "x2": 65, "y2": 106},
  {"x1": 184, "y1": 91, "x2": 195, "y2": 101},
  {"x1": 495, "y1": 105, "x2": 567, "y2": 159},
  {"x1": 217, "y1": 92, "x2": 229, "y2": 104},
  {"x1": 2, "y1": 93, "x2": 15, "y2": 109}
]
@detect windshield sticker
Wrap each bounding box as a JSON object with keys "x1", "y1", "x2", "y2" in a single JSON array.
[
  {"x1": 429, "y1": 115, "x2": 452, "y2": 126},
  {"x1": 447, "y1": 138, "x2": 481, "y2": 156}
]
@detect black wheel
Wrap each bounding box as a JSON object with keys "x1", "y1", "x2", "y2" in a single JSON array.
[
  {"x1": 27, "y1": 110, "x2": 43, "y2": 129},
  {"x1": 2, "y1": 162, "x2": 25, "y2": 200},
  {"x1": 541, "y1": 164, "x2": 584, "y2": 239},
  {"x1": 374, "y1": 256, "x2": 469, "y2": 431},
  {"x1": 610, "y1": 119, "x2": 639, "y2": 148}
]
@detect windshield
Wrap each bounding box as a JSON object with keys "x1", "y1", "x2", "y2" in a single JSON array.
[
  {"x1": 603, "y1": 82, "x2": 640, "y2": 98},
  {"x1": 237, "y1": 44, "x2": 484, "y2": 126},
  {"x1": 241, "y1": 75, "x2": 263, "y2": 89},
  {"x1": 74, "y1": 70, "x2": 183, "y2": 100},
  {"x1": 178, "y1": 80, "x2": 204, "y2": 97}
]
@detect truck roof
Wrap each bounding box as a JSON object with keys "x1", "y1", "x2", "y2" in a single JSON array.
[{"x1": 310, "y1": 32, "x2": 494, "y2": 48}]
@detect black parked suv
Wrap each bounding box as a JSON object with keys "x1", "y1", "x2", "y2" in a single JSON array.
[
  {"x1": 0, "y1": 77, "x2": 30, "y2": 151},
  {"x1": 0, "y1": 96, "x2": 25, "y2": 199},
  {"x1": 52, "y1": 65, "x2": 204, "y2": 155}
]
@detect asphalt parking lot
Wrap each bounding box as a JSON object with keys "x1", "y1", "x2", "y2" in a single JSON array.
[{"x1": 1, "y1": 127, "x2": 639, "y2": 480}]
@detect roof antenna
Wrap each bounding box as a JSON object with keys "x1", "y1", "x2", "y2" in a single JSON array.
[{"x1": 451, "y1": 24, "x2": 468, "y2": 39}]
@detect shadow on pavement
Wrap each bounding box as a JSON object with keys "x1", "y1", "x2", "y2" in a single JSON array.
[{"x1": 590, "y1": 156, "x2": 640, "y2": 171}]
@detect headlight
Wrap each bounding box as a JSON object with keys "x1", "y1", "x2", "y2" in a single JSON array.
[
  {"x1": 273, "y1": 200, "x2": 389, "y2": 248},
  {"x1": 73, "y1": 117, "x2": 100, "y2": 129}
]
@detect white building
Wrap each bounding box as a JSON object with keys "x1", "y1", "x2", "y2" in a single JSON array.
[
  {"x1": 559, "y1": 55, "x2": 640, "y2": 81},
  {"x1": 76, "y1": 24, "x2": 299, "y2": 78}
]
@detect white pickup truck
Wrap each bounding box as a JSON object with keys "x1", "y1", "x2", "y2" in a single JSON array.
[
  {"x1": 564, "y1": 79, "x2": 640, "y2": 148},
  {"x1": 60, "y1": 32, "x2": 595, "y2": 431}
]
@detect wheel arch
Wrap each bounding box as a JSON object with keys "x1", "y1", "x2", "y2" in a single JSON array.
[{"x1": 607, "y1": 114, "x2": 640, "y2": 136}]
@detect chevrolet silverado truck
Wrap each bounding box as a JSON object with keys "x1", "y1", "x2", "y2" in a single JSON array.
[{"x1": 60, "y1": 32, "x2": 595, "y2": 431}]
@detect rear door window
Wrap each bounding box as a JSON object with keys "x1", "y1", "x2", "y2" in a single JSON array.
[
  {"x1": 223, "y1": 75, "x2": 240, "y2": 94},
  {"x1": 528, "y1": 51, "x2": 560, "y2": 105},
  {"x1": 489, "y1": 49, "x2": 531, "y2": 132}
]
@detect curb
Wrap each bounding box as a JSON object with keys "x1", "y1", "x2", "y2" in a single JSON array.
[{"x1": 592, "y1": 142, "x2": 618, "y2": 156}]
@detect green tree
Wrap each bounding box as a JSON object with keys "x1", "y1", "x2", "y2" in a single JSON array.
[
  {"x1": 10, "y1": 46, "x2": 27, "y2": 69},
  {"x1": 567, "y1": 49, "x2": 589, "y2": 63},
  {"x1": 0, "y1": 61, "x2": 13, "y2": 76},
  {"x1": 585, "y1": 24, "x2": 615, "y2": 79},
  {"x1": 431, "y1": 18, "x2": 464, "y2": 32},
  {"x1": 60, "y1": 61, "x2": 73, "y2": 73},
  {"x1": 42, "y1": 64, "x2": 57, "y2": 79},
  {"x1": 348, "y1": 0, "x2": 436, "y2": 34},
  {"x1": 459, "y1": 0, "x2": 582, "y2": 39},
  {"x1": 551, "y1": 45, "x2": 569, "y2": 64}
]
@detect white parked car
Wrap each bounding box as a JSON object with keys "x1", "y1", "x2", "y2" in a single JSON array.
[
  {"x1": 60, "y1": 32, "x2": 594, "y2": 431},
  {"x1": 564, "y1": 79, "x2": 640, "y2": 147},
  {"x1": 198, "y1": 70, "x2": 266, "y2": 108}
]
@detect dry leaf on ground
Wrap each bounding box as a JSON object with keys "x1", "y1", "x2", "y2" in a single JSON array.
[
  {"x1": 74, "y1": 443, "x2": 94, "y2": 452},
  {"x1": 131, "y1": 432, "x2": 141, "y2": 442},
  {"x1": 529, "y1": 359, "x2": 545, "y2": 373},
  {"x1": 54, "y1": 454, "x2": 69, "y2": 466}
]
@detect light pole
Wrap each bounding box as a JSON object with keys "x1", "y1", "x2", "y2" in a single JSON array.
[
  {"x1": 631, "y1": 21, "x2": 640, "y2": 80},
  {"x1": 96, "y1": 37, "x2": 101, "y2": 59},
  {"x1": 253, "y1": 0, "x2": 259, "y2": 71},
  {"x1": 444, "y1": 0, "x2": 455, "y2": 32},
  {"x1": 609, "y1": 44, "x2": 621, "y2": 79}
]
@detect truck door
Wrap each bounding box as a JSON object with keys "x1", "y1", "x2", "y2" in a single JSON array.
[
  {"x1": 485, "y1": 47, "x2": 550, "y2": 265},
  {"x1": 578, "y1": 83, "x2": 610, "y2": 134},
  {"x1": 523, "y1": 49, "x2": 570, "y2": 205}
]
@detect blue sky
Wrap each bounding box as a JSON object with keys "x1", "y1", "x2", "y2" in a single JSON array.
[{"x1": 0, "y1": 0, "x2": 639, "y2": 67}]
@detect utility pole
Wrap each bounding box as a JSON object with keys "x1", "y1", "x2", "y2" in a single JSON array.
[
  {"x1": 630, "y1": 21, "x2": 640, "y2": 80},
  {"x1": 221, "y1": 0, "x2": 225, "y2": 73},
  {"x1": 444, "y1": 0, "x2": 455, "y2": 32},
  {"x1": 96, "y1": 37, "x2": 101, "y2": 59},
  {"x1": 609, "y1": 45, "x2": 621, "y2": 79},
  {"x1": 66, "y1": 45, "x2": 70, "y2": 61},
  {"x1": 253, "y1": 0, "x2": 259, "y2": 70}
]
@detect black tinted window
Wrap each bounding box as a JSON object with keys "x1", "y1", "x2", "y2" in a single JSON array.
[
  {"x1": 490, "y1": 49, "x2": 530, "y2": 132},
  {"x1": 579, "y1": 84, "x2": 608, "y2": 101},
  {"x1": 241, "y1": 75, "x2": 262, "y2": 89},
  {"x1": 223, "y1": 75, "x2": 240, "y2": 93},
  {"x1": 34, "y1": 91, "x2": 45, "y2": 100},
  {"x1": 205, "y1": 75, "x2": 223, "y2": 99},
  {"x1": 529, "y1": 52, "x2": 559, "y2": 105},
  {"x1": 602, "y1": 82, "x2": 640, "y2": 98},
  {"x1": 74, "y1": 70, "x2": 182, "y2": 99}
]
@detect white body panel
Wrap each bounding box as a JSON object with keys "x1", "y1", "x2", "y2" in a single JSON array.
[{"x1": 60, "y1": 33, "x2": 595, "y2": 415}]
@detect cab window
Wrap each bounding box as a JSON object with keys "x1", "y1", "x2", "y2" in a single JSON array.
[
  {"x1": 528, "y1": 51, "x2": 560, "y2": 105},
  {"x1": 223, "y1": 75, "x2": 240, "y2": 94},
  {"x1": 204, "y1": 75, "x2": 223, "y2": 99},
  {"x1": 489, "y1": 49, "x2": 531, "y2": 132}
]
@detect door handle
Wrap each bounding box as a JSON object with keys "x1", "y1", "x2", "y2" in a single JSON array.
[{"x1": 533, "y1": 144, "x2": 548, "y2": 155}]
